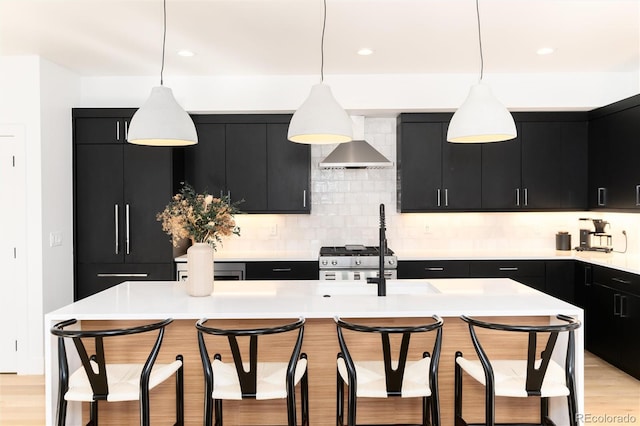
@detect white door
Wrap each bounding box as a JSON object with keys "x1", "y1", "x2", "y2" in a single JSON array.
[{"x1": 0, "y1": 125, "x2": 26, "y2": 373}]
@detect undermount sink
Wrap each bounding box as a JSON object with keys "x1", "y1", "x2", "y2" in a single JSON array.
[{"x1": 316, "y1": 280, "x2": 440, "y2": 297}]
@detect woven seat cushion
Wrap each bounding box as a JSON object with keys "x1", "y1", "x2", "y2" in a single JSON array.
[
  {"x1": 65, "y1": 360, "x2": 183, "y2": 402},
  {"x1": 211, "y1": 358, "x2": 307, "y2": 400},
  {"x1": 456, "y1": 357, "x2": 570, "y2": 398},
  {"x1": 337, "y1": 357, "x2": 432, "y2": 398}
]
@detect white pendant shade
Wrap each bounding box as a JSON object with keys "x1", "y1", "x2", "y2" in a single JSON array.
[
  {"x1": 128, "y1": 86, "x2": 198, "y2": 146},
  {"x1": 288, "y1": 83, "x2": 353, "y2": 144},
  {"x1": 447, "y1": 81, "x2": 517, "y2": 143}
]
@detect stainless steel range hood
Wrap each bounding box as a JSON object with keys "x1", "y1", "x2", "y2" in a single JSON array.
[{"x1": 319, "y1": 116, "x2": 393, "y2": 169}]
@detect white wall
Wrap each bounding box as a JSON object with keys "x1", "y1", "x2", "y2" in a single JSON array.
[{"x1": 0, "y1": 56, "x2": 79, "y2": 374}]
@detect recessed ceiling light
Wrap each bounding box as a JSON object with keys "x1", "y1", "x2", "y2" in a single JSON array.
[
  {"x1": 357, "y1": 48, "x2": 374, "y2": 56},
  {"x1": 177, "y1": 50, "x2": 195, "y2": 57},
  {"x1": 536, "y1": 47, "x2": 555, "y2": 56}
]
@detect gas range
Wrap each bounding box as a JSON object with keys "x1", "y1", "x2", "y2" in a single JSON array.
[{"x1": 319, "y1": 245, "x2": 397, "y2": 281}]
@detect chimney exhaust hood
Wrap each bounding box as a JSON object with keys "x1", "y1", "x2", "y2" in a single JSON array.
[{"x1": 319, "y1": 116, "x2": 393, "y2": 169}]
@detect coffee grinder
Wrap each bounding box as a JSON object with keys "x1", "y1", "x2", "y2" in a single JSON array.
[{"x1": 577, "y1": 218, "x2": 613, "y2": 252}]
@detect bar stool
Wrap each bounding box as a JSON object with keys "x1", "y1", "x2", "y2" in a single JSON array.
[
  {"x1": 50, "y1": 318, "x2": 184, "y2": 426},
  {"x1": 335, "y1": 315, "x2": 443, "y2": 426},
  {"x1": 196, "y1": 317, "x2": 309, "y2": 426},
  {"x1": 454, "y1": 314, "x2": 581, "y2": 426}
]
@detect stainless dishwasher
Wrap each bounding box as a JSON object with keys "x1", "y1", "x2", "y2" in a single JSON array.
[{"x1": 176, "y1": 262, "x2": 245, "y2": 281}]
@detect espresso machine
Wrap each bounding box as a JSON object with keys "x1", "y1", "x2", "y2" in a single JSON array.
[{"x1": 576, "y1": 218, "x2": 613, "y2": 252}]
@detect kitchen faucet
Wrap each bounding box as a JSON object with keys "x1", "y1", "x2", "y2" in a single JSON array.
[{"x1": 366, "y1": 203, "x2": 387, "y2": 296}]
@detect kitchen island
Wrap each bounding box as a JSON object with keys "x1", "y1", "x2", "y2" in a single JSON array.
[{"x1": 44, "y1": 278, "x2": 583, "y2": 426}]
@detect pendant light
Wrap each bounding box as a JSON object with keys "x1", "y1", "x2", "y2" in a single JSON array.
[
  {"x1": 288, "y1": 0, "x2": 353, "y2": 144},
  {"x1": 447, "y1": 0, "x2": 516, "y2": 143},
  {"x1": 128, "y1": 0, "x2": 198, "y2": 146}
]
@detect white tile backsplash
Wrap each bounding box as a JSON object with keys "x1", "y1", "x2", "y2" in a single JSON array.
[{"x1": 217, "y1": 117, "x2": 640, "y2": 256}]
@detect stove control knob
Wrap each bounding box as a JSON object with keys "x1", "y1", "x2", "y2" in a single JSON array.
[
  {"x1": 321, "y1": 259, "x2": 328, "y2": 266},
  {"x1": 387, "y1": 259, "x2": 395, "y2": 265},
  {"x1": 355, "y1": 259, "x2": 362, "y2": 266},
  {"x1": 331, "y1": 260, "x2": 338, "y2": 266}
]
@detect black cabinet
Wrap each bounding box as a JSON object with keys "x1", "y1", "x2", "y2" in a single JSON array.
[
  {"x1": 186, "y1": 115, "x2": 310, "y2": 213},
  {"x1": 397, "y1": 114, "x2": 481, "y2": 212},
  {"x1": 397, "y1": 112, "x2": 588, "y2": 212},
  {"x1": 588, "y1": 96, "x2": 640, "y2": 210},
  {"x1": 245, "y1": 261, "x2": 319, "y2": 280},
  {"x1": 73, "y1": 108, "x2": 176, "y2": 300},
  {"x1": 398, "y1": 260, "x2": 470, "y2": 279},
  {"x1": 584, "y1": 265, "x2": 640, "y2": 379},
  {"x1": 544, "y1": 260, "x2": 575, "y2": 303},
  {"x1": 468, "y1": 260, "x2": 546, "y2": 291}
]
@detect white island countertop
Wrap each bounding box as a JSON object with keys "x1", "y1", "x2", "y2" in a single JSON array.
[{"x1": 45, "y1": 278, "x2": 582, "y2": 321}]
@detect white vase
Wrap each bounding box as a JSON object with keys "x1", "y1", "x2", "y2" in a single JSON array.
[{"x1": 186, "y1": 243, "x2": 214, "y2": 296}]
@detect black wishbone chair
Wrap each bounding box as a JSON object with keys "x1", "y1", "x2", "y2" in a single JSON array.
[
  {"x1": 196, "y1": 317, "x2": 309, "y2": 426},
  {"x1": 455, "y1": 314, "x2": 581, "y2": 426},
  {"x1": 335, "y1": 315, "x2": 444, "y2": 426},
  {"x1": 50, "y1": 318, "x2": 184, "y2": 426}
]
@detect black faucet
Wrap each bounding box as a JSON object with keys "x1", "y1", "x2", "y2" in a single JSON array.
[{"x1": 367, "y1": 203, "x2": 387, "y2": 296}]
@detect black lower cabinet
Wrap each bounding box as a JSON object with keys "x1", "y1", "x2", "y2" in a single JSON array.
[
  {"x1": 545, "y1": 260, "x2": 575, "y2": 303},
  {"x1": 397, "y1": 261, "x2": 470, "y2": 279},
  {"x1": 76, "y1": 263, "x2": 173, "y2": 300},
  {"x1": 586, "y1": 266, "x2": 640, "y2": 379},
  {"x1": 245, "y1": 261, "x2": 319, "y2": 280},
  {"x1": 468, "y1": 260, "x2": 546, "y2": 292}
]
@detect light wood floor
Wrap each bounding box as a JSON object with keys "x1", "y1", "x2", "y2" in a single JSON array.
[{"x1": 0, "y1": 352, "x2": 637, "y2": 425}]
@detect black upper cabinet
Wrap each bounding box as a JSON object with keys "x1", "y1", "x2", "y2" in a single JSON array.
[
  {"x1": 186, "y1": 115, "x2": 310, "y2": 214},
  {"x1": 397, "y1": 114, "x2": 480, "y2": 212},
  {"x1": 397, "y1": 112, "x2": 588, "y2": 212},
  {"x1": 521, "y1": 119, "x2": 588, "y2": 209},
  {"x1": 481, "y1": 130, "x2": 522, "y2": 209},
  {"x1": 74, "y1": 116, "x2": 131, "y2": 144},
  {"x1": 589, "y1": 96, "x2": 640, "y2": 210}
]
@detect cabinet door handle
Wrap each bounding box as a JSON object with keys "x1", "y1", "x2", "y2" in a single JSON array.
[
  {"x1": 597, "y1": 187, "x2": 606, "y2": 206},
  {"x1": 114, "y1": 204, "x2": 119, "y2": 254},
  {"x1": 125, "y1": 204, "x2": 130, "y2": 255},
  {"x1": 584, "y1": 266, "x2": 592, "y2": 286},
  {"x1": 612, "y1": 277, "x2": 632, "y2": 285},
  {"x1": 116, "y1": 121, "x2": 120, "y2": 141},
  {"x1": 524, "y1": 188, "x2": 528, "y2": 206},
  {"x1": 303, "y1": 189, "x2": 307, "y2": 208},
  {"x1": 516, "y1": 188, "x2": 520, "y2": 206},
  {"x1": 499, "y1": 267, "x2": 518, "y2": 271},
  {"x1": 272, "y1": 268, "x2": 292, "y2": 272},
  {"x1": 613, "y1": 293, "x2": 621, "y2": 316},
  {"x1": 124, "y1": 120, "x2": 128, "y2": 141},
  {"x1": 620, "y1": 295, "x2": 628, "y2": 318},
  {"x1": 97, "y1": 273, "x2": 149, "y2": 278},
  {"x1": 444, "y1": 189, "x2": 449, "y2": 207},
  {"x1": 437, "y1": 189, "x2": 441, "y2": 207},
  {"x1": 426, "y1": 267, "x2": 444, "y2": 271},
  {"x1": 636, "y1": 185, "x2": 640, "y2": 206}
]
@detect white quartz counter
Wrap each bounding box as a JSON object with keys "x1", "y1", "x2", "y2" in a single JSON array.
[{"x1": 45, "y1": 278, "x2": 582, "y2": 321}]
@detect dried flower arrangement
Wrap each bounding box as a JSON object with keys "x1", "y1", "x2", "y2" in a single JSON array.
[{"x1": 157, "y1": 183, "x2": 241, "y2": 250}]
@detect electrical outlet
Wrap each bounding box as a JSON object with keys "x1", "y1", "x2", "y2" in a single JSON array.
[
  {"x1": 49, "y1": 231, "x2": 63, "y2": 247},
  {"x1": 269, "y1": 224, "x2": 278, "y2": 237},
  {"x1": 424, "y1": 224, "x2": 431, "y2": 234}
]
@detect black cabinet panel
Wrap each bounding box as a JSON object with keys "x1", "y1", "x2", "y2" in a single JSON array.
[
  {"x1": 226, "y1": 123, "x2": 268, "y2": 211},
  {"x1": 545, "y1": 260, "x2": 575, "y2": 303},
  {"x1": 246, "y1": 261, "x2": 319, "y2": 280},
  {"x1": 398, "y1": 261, "x2": 470, "y2": 279},
  {"x1": 469, "y1": 260, "x2": 546, "y2": 291},
  {"x1": 76, "y1": 263, "x2": 173, "y2": 300},
  {"x1": 481, "y1": 135, "x2": 521, "y2": 209},
  {"x1": 267, "y1": 123, "x2": 311, "y2": 212},
  {"x1": 442, "y1": 138, "x2": 482, "y2": 209},
  {"x1": 186, "y1": 123, "x2": 226, "y2": 196},
  {"x1": 75, "y1": 117, "x2": 128, "y2": 144}
]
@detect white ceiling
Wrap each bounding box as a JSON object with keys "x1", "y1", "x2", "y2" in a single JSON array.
[{"x1": 1, "y1": 0, "x2": 639, "y2": 78}]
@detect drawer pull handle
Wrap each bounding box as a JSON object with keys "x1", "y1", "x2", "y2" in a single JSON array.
[
  {"x1": 426, "y1": 267, "x2": 444, "y2": 271},
  {"x1": 97, "y1": 273, "x2": 149, "y2": 278},
  {"x1": 272, "y1": 268, "x2": 292, "y2": 272},
  {"x1": 612, "y1": 277, "x2": 631, "y2": 285},
  {"x1": 499, "y1": 267, "x2": 518, "y2": 271}
]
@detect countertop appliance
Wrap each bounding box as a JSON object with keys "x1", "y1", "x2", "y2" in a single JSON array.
[
  {"x1": 576, "y1": 218, "x2": 613, "y2": 253},
  {"x1": 176, "y1": 262, "x2": 246, "y2": 281},
  {"x1": 319, "y1": 245, "x2": 397, "y2": 281}
]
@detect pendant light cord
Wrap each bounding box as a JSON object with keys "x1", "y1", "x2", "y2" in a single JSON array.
[
  {"x1": 320, "y1": 0, "x2": 326, "y2": 83},
  {"x1": 476, "y1": 0, "x2": 484, "y2": 81},
  {"x1": 160, "y1": 0, "x2": 167, "y2": 85}
]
